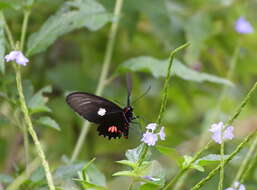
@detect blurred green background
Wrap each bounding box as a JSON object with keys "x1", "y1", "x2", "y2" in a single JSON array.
[{"x1": 0, "y1": 0, "x2": 256, "y2": 189}]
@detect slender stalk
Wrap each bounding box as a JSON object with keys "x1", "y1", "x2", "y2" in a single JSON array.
[
  {"x1": 234, "y1": 132, "x2": 257, "y2": 182},
  {"x1": 240, "y1": 150, "x2": 257, "y2": 182},
  {"x1": 163, "y1": 82, "x2": 257, "y2": 190},
  {"x1": 1, "y1": 12, "x2": 15, "y2": 49},
  {"x1": 218, "y1": 141, "x2": 224, "y2": 190},
  {"x1": 6, "y1": 158, "x2": 41, "y2": 190},
  {"x1": 15, "y1": 65, "x2": 55, "y2": 190},
  {"x1": 226, "y1": 82, "x2": 257, "y2": 125},
  {"x1": 22, "y1": 122, "x2": 30, "y2": 171},
  {"x1": 156, "y1": 43, "x2": 189, "y2": 125},
  {"x1": 18, "y1": 9, "x2": 31, "y2": 172},
  {"x1": 137, "y1": 144, "x2": 148, "y2": 167},
  {"x1": 71, "y1": 0, "x2": 124, "y2": 162},
  {"x1": 137, "y1": 43, "x2": 189, "y2": 168},
  {"x1": 190, "y1": 131, "x2": 256, "y2": 190},
  {"x1": 162, "y1": 141, "x2": 211, "y2": 190},
  {"x1": 20, "y1": 11, "x2": 31, "y2": 51}
]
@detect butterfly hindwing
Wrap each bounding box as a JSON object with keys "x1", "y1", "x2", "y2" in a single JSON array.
[{"x1": 66, "y1": 92, "x2": 124, "y2": 124}]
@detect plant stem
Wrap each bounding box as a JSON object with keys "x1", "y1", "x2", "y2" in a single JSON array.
[
  {"x1": 70, "y1": 0, "x2": 124, "y2": 162},
  {"x1": 234, "y1": 132, "x2": 257, "y2": 182},
  {"x1": 137, "y1": 144, "x2": 148, "y2": 167},
  {"x1": 156, "y1": 43, "x2": 189, "y2": 125},
  {"x1": 137, "y1": 43, "x2": 189, "y2": 168},
  {"x1": 20, "y1": 10, "x2": 30, "y2": 51},
  {"x1": 6, "y1": 158, "x2": 41, "y2": 190},
  {"x1": 226, "y1": 82, "x2": 257, "y2": 126},
  {"x1": 162, "y1": 81, "x2": 257, "y2": 190},
  {"x1": 162, "y1": 141, "x2": 211, "y2": 190},
  {"x1": 190, "y1": 131, "x2": 256, "y2": 190},
  {"x1": 15, "y1": 65, "x2": 55, "y2": 190},
  {"x1": 18, "y1": 9, "x2": 31, "y2": 172},
  {"x1": 22, "y1": 122, "x2": 30, "y2": 171},
  {"x1": 240, "y1": 149, "x2": 257, "y2": 182},
  {"x1": 218, "y1": 141, "x2": 224, "y2": 190},
  {"x1": 1, "y1": 12, "x2": 15, "y2": 49}
]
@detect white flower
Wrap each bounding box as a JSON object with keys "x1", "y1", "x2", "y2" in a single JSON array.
[
  {"x1": 141, "y1": 131, "x2": 158, "y2": 146},
  {"x1": 141, "y1": 123, "x2": 166, "y2": 146},
  {"x1": 97, "y1": 108, "x2": 106, "y2": 116},
  {"x1": 146, "y1": 123, "x2": 157, "y2": 131},
  {"x1": 225, "y1": 181, "x2": 245, "y2": 190},
  {"x1": 159, "y1": 126, "x2": 166, "y2": 140},
  {"x1": 209, "y1": 122, "x2": 234, "y2": 144},
  {"x1": 5, "y1": 51, "x2": 29, "y2": 66},
  {"x1": 235, "y1": 17, "x2": 254, "y2": 34}
]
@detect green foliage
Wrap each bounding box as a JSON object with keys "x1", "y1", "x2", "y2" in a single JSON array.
[
  {"x1": 27, "y1": 0, "x2": 111, "y2": 56},
  {"x1": 36, "y1": 116, "x2": 60, "y2": 131},
  {"x1": 27, "y1": 88, "x2": 51, "y2": 117},
  {"x1": 74, "y1": 158, "x2": 107, "y2": 190},
  {"x1": 118, "y1": 56, "x2": 233, "y2": 86},
  {"x1": 0, "y1": 13, "x2": 5, "y2": 74},
  {"x1": 0, "y1": 0, "x2": 257, "y2": 189},
  {"x1": 156, "y1": 145, "x2": 183, "y2": 166}
]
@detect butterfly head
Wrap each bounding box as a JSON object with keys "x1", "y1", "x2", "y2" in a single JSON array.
[{"x1": 124, "y1": 106, "x2": 133, "y2": 122}]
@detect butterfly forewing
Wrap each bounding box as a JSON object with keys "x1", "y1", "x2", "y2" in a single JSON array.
[{"x1": 66, "y1": 92, "x2": 123, "y2": 124}]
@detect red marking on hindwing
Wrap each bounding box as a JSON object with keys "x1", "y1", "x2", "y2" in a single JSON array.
[{"x1": 108, "y1": 126, "x2": 118, "y2": 133}]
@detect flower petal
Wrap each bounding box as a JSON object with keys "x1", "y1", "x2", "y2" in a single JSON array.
[
  {"x1": 159, "y1": 126, "x2": 166, "y2": 140},
  {"x1": 223, "y1": 126, "x2": 234, "y2": 140},
  {"x1": 141, "y1": 131, "x2": 158, "y2": 146},
  {"x1": 235, "y1": 17, "x2": 254, "y2": 34},
  {"x1": 146, "y1": 123, "x2": 157, "y2": 131}
]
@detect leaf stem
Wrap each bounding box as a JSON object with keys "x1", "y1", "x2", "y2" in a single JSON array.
[
  {"x1": 162, "y1": 81, "x2": 257, "y2": 190},
  {"x1": 218, "y1": 140, "x2": 224, "y2": 190},
  {"x1": 156, "y1": 43, "x2": 189, "y2": 125},
  {"x1": 20, "y1": 10, "x2": 31, "y2": 51},
  {"x1": 22, "y1": 122, "x2": 30, "y2": 171},
  {"x1": 1, "y1": 12, "x2": 15, "y2": 49},
  {"x1": 240, "y1": 149, "x2": 257, "y2": 182},
  {"x1": 70, "y1": 0, "x2": 124, "y2": 162},
  {"x1": 137, "y1": 43, "x2": 189, "y2": 168},
  {"x1": 190, "y1": 131, "x2": 256, "y2": 190},
  {"x1": 234, "y1": 132, "x2": 257, "y2": 182},
  {"x1": 6, "y1": 158, "x2": 41, "y2": 190},
  {"x1": 14, "y1": 65, "x2": 55, "y2": 190}
]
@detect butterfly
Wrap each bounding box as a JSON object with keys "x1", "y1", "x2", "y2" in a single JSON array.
[{"x1": 66, "y1": 92, "x2": 134, "y2": 140}]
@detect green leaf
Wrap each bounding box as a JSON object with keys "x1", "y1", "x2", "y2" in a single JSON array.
[
  {"x1": 28, "y1": 86, "x2": 52, "y2": 114},
  {"x1": 36, "y1": 117, "x2": 60, "y2": 131},
  {"x1": 140, "y1": 183, "x2": 160, "y2": 190},
  {"x1": 0, "y1": 1, "x2": 21, "y2": 10},
  {"x1": 112, "y1": 170, "x2": 137, "y2": 177},
  {"x1": 54, "y1": 162, "x2": 85, "y2": 180},
  {"x1": 118, "y1": 56, "x2": 233, "y2": 86},
  {"x1": 82, "y1": 157, "x2": 96, "y2": 171},
  {"x1": 0, "y1": 174, "x2": 13, "y2": 184},
  {"x1": 0, "y1": 12, "x2": 5, "y2": 74},
  {"x1": 27, "y1": 0, "x2": 111, "y2": 56},
  {"x1": 155, "y1": 145, "x2": 183, "y2": 166},
  {"x1": 74, "y1": 179, "x2": 107, "y2": 190},
  {"x1": 116, "y1": 160, "x2": 137, "y2": 169},
  {"x1": 182, "y1": 155, "x2": 204, "y2": 172},
  {"x1": 125, "y1": 143, "x2": 151, "y2": 162},
  {"x1": 196, "y1": 154, "x2": 229, "y2": 166},
  {"x1": 84, "y1": 164, "x2": 106, "y2": 187}
]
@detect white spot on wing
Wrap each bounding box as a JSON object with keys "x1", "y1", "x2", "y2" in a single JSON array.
[{"x1": 97, "y1": 108, "x2": 106, "y2": 116}]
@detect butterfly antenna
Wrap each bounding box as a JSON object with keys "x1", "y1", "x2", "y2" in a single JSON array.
[
  {"x1": 126, "y1": 73, "x2": 132, "y2": 106},
  {"x1": 132, "y1": 86, "x2": 151, "y2": 105}
]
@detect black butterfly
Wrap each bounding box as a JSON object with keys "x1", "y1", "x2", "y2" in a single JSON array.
[{"x1": 66, "y1": 92, "x2": 134, "y2": 140}]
